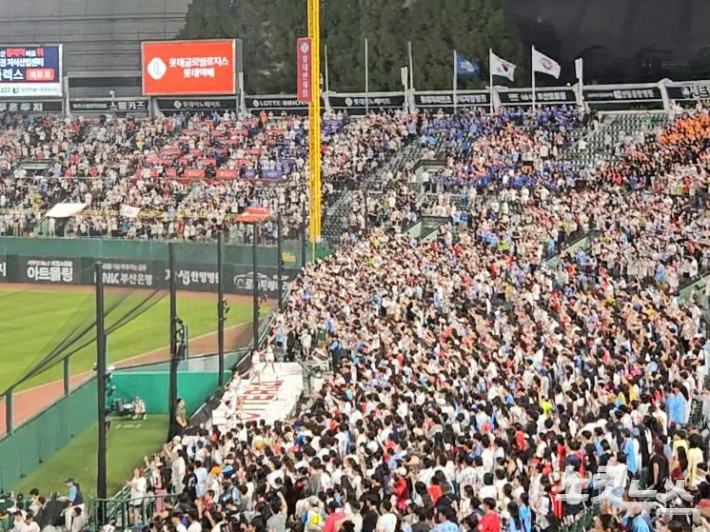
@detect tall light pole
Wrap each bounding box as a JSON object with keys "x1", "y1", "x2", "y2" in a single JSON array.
[{"x1": 308, "y1": 0, "x2": 321, "y2": 261}]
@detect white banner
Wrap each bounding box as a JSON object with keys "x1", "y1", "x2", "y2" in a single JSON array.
[
  {"x1": 46, "y1": 202, "x2": 86, "y2": 218},
  {"x1": 120, "y1": 205, "x2": 141, "y2": 218}
]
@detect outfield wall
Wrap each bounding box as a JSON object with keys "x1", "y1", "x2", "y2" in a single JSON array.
[
  {"x1": 0, "y1": 237, "x2": 309, "y2": 297},
  {"x1": 0, "y1": 377, "x2": 98, "y2": 492}
]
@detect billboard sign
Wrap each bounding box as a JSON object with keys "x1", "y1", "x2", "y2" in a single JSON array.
[
  {"x1": 296, "y1": 38, "x2": 312, "y2": 103},
  {"x1": 0, "y1": 45, "x2": 62, "y2": 98},
  {"x1": 142, "y1": 40, "x2": 236, "y2": 96}
]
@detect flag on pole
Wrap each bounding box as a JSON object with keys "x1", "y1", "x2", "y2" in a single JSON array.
[
  {"x1": 532, "y1": 48, "x2": 561, "y2": 79},
  {"x1": 489, "y1": 51, "x2": 516, "y2": 81},
  {"x1": 575, "y1": 58, "x2": 584, "y2": 81},
  {"x1": 455, "y1": 53, "x2": 481, "y2": 78}
]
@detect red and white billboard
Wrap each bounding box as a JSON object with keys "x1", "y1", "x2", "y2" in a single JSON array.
[
  {"x1": 296, "y1": 38, "x2": 312, "y2": 103},
  {"x1": 142, "y1": 40, "x2": 236, "y2": 96}
]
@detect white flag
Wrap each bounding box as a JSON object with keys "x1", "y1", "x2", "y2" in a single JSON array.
[
  {"x1": 489, "y1": 50, "x2": 516, "y2": 81},
  {"x1": 120, "y1": 205, "x2": 141, "y2": 219},
  {"x1": 532, "y1": 47, "x2": 561, "y2": 79},
  {"x1": 575, "y1": 58, "x2": 584, "y2": 81}
]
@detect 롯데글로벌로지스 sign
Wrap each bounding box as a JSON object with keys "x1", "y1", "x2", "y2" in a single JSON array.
[{"x1": 142, "y1": 40, "x2": 236, "y2": 96}]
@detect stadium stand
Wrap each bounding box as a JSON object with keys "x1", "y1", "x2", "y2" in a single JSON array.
[{"x1": 8, "y1": 106, "x2": 710, "y2": 532}]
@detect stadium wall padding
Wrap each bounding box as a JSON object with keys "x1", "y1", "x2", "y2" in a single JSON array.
[
  {"x1": 0, "y1": 377, "x2": 98, "y2": 492},
  {"x1": 0, "y1": 237, "x2": 303, "y2": 267},
  {"x1": 111, "y1": 371, "x2": 229, "y2": 415},
  {"x1": 0, "y1": 237, "x2": 309, "y2": 296}
]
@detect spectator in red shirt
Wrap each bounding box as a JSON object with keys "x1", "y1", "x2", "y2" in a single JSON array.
[
  {"x1": 428, "y1": 477, "x2": 443, "y2": 504},
  {"x1": 392, "y1": 468, "x2": 410, "y2": 511},
  {"x1": 323, "y1": 501, "x2": 345, "y2": 532},
  {"x1": 478, "y1": 499, "x2": 501, "y2": 532}
]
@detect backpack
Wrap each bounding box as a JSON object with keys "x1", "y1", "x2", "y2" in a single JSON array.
[{"x1": 308, "y1": 511, "x2": 323, "y2": 528}]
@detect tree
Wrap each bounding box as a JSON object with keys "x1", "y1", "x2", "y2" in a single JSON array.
[{"x1": 177, "y1": 0, "x2": 523, "y2": 94}]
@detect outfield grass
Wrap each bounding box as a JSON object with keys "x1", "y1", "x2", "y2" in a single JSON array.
[
  {"x1": 0, "y1": 289, "x2": 254, "y2": 393},
  {"x1": 12, "y1": 415, "x2": 169, "y2": 498}
]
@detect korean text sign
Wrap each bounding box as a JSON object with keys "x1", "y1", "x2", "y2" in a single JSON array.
[
  {"x1": 0, "y1": 45, "x2": 62, "y2": 97},
  {"x1": 142, "y1": 40, "x2": 236, "y2": 96},
  {"x1": 296, "y1": 38, "x2": 312, "y2": 103}
]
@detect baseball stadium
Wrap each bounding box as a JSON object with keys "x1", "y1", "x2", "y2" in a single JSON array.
[
  {"x1": 0, "y1": 231, "x2": 301, "y2": 497},
  {"x1": 0, "y1": 0, "x2": 710, "y2": 532}
]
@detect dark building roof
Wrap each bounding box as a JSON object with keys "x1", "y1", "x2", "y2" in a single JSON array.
[{"x1": 0, "y1": 0, "x2": 192, "y2": 74}]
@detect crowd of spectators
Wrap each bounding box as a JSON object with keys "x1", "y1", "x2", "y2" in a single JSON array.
[
  {"x1": 95, "y1": 108, "x2": 710, "y2": 532},
  {"x1": 0, "y1": 110, "x2": 416, "y2": 241},
  {"x1": 418, "y1": 107, "x2": 586, "y2": 192}
]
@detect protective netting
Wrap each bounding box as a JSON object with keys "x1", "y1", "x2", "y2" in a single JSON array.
[{"x1": 0, "y1": 263, "x2": 165, "y2": 396}]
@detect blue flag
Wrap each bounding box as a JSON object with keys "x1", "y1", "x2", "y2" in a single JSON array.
[{"x1": 456, "y1": 53, "x2": 480, "y2": 78}]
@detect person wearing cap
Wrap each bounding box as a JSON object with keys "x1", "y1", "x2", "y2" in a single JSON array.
[
  {"x1": 303, "y1": 496, "x2": 324, "y2": 532},
  {"x1": 62, "y1": 478, "x2": 84, "y2": 530},
  {"x1": 64, "y1": 478, "x2": 84, "y2": 508}
]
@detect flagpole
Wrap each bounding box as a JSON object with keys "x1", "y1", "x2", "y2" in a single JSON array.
[
  {"x1": 408, "y1": 41, "x2": 414, "y2": 91},
  {"x1": 364, "y1": 38, "x2": 369, "y2": 113},
  {"x1": 530, "y1": 46, "x2": 537, "y2": 112},
  {"x1": 324, "y1": 44, "x2": 330, "y2": 95},
  {"x1": 489, "y1": 48, "x2": 494, "y2": 115},
  {"x1": 576, "y1": 57, "x2": 584, "y2": 108},
  {"x1": 453, "y1": 50, "x2": 458, "y2": 114}
]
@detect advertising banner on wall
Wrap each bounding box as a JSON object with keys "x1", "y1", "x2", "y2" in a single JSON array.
[
  {"x1": 414, "y1": 92, "x2": 490, "y2": 108},
  {"x1": 18, "y1": 257, "x2": 80, "y2": 285},
  {"x1": 245, "y1": 95, "x2": 310, "y2": 115},
  {"x1": 0, "y1": 100, "x2": 62, "y2": 113},
  {"x1": 0, "y1": 256, "x2": 301, "y2": 297},
  {"x1": 666, "y1": 84, "x2": 710, "y2": 101},
  {"x1": 582, "y1": 86, "x2": 662, "y2": 102},
  {"x1": 70, "y1": 99, "x2": 148, "y2": 113},
  {"x1": 156, "y1": 97, "x2": 238, "y2": 114},
  {"x1": 329, "y1": 95, "x2": 406, "y2": 115},
  {"x1": 498, "y1": 88, "x2": 576, "y2": 105},
  {"x1": 296, "y1": 38, "x2": 312, "y2": 103},
  {"x1": 142, "y1": 40, "x2": 236, "y2": 96},
  {"x1": 0, "y1": 45, "x2": 62, "y2": 98}
]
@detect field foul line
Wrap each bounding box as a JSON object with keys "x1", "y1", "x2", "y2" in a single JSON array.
[{"x1": 7, "y1": 323, "x2": 251, "y2": 403}]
